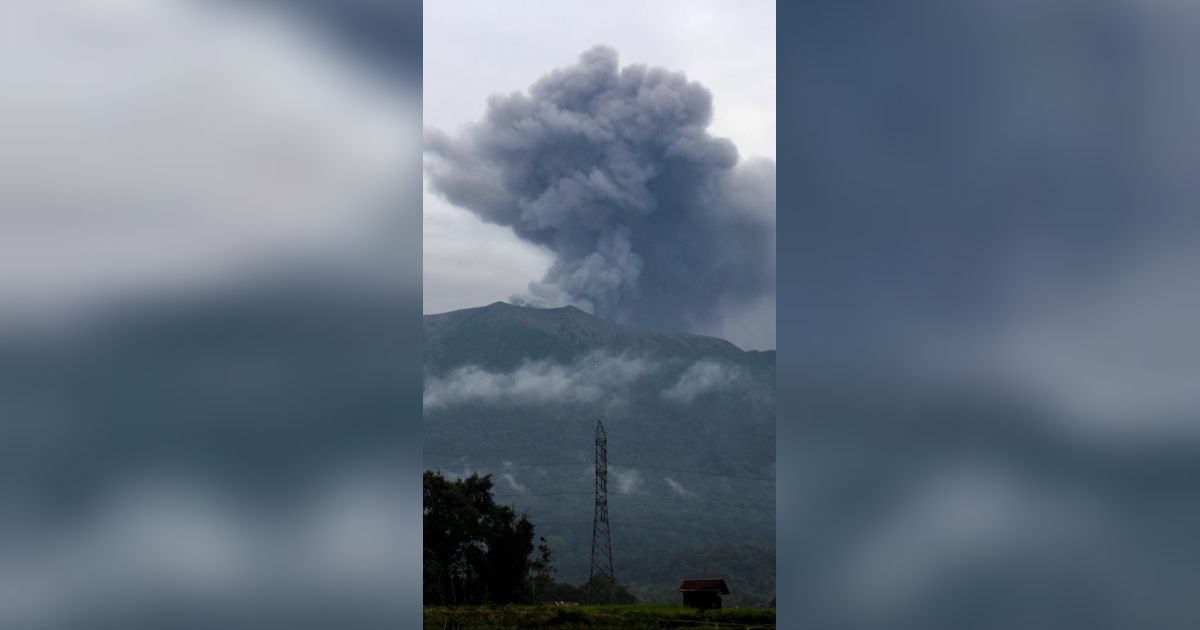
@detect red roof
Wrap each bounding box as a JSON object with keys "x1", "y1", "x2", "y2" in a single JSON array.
[{"x1": 679, "y1": 578, "x2": 730, "y2": 594}]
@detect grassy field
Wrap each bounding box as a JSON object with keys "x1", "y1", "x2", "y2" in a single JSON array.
[{"x1": 424, "y1": 604, "x2": 775, "y2": 629}]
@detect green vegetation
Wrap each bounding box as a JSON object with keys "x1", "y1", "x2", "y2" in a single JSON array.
[
  {"x1": 424, "y1": 470, "x2": 640, "y2": 606},
  {"x1": 424, "y1": 604, "x2": 775, "y2": 629},
  {"x1": 424, "y1": 303, "x2": 776, "y2": 605}
]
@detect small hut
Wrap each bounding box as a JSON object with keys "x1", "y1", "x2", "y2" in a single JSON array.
[{"x1": 679, "y1": 578, "x2": 730, "y2": 609}]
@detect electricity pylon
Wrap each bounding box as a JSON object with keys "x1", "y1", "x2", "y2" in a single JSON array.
[{"x1": 587, "y1": 420, "x2": 616, "y2": 603}]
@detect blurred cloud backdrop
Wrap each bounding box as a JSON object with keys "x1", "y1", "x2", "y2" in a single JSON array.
[
  {"x1": 7, "y1": 1, "x2": 1200, "y2": 629},
  {"x1": 0, "y1": 0, "x2": 422, "y2": 628},
  {"x1": 781, "y1": 1, "x2": 1200, "y2": 629}
]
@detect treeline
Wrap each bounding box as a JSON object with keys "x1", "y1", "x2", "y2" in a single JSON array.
[{"x1": 423, "y1": 470, "x2": 637, "y2": 605}]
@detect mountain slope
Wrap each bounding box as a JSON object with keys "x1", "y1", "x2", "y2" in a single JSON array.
[
  {"x1": 424, "y1": 301, "x2": 749, "y2": 375},
  {"x1": 423, "y1": 302, "x2": 776, "y2": 605}
]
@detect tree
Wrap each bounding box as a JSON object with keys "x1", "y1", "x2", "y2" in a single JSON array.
[
  {"x1": 423, "y1": 470, "x2": 537, "y2": 605},
  {"x1": 423, "y1": 470, "x2": 644, "y2": 606},
  {"x1": 528, "y1": 536, "x2": 555, "y2": 600}
]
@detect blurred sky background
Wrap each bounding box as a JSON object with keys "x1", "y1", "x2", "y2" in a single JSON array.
[
  {"x1": 781, "y1": 1, "x2": 1200, "y2": 629},
  {"x1": 4, "y1": 1, "x2": 1200, "y2": 629},
  {"x1": 1, "y1": 1, "x2": 422, "y2": 628}
]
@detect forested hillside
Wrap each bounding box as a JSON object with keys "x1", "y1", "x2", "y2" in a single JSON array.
[{"x1": 424, "y1": 302, "x2": 776, "y2": 605}]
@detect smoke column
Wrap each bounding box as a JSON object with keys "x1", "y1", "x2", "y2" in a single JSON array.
[{"x1": 426, "y1": 46, "x2": 775, "y2": 338}]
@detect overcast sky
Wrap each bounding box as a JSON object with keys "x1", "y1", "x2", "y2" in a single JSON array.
[
  {"x1": 1, "y1": 0, "x2": 419, "y2": 332},
  {"x1": 423, "y1": 0, "x2": 775, "y2": 349}
]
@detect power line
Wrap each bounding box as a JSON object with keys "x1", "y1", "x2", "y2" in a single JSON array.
[
  {"x1": 493, "y1": 490, "x2": 592, "y2": 498},
  {"x1": 425, "y1": 460, "x2": 589, "y2": 469},
  {"x1": 610, "y1": 462, "x2": 775, "y2": 483},
  {"x1": 526, "y1": 520, "x2": 772, "y2": 543},
  {"x1": 425, "y1": 460, "x2": 774, "y2": 484},
  {"x1": 611, "y1": 521, "x2": 774, "y2": 542},
  {"x1": 495, "y1": 490, "x2": 773, "y2": 513},
  {"x1": 615, "y1": 492, "x2": 773, "y2": 512}
]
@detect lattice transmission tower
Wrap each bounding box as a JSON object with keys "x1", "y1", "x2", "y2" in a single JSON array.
[{"x1": 587, "y1": 420, "x2": 616, "y2": 603}]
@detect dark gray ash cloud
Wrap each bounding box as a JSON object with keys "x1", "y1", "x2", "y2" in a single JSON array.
[{"x1": 425, "y1": 46, "x2": 774, "y2": 339}]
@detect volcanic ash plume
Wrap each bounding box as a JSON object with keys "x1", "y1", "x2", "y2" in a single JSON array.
[{"x1": 425, "y1": 46, "x2": 774, "y2": 337}]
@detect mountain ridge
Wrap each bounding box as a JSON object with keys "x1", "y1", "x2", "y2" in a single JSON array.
[
  {"x1": 423, "y1": 299, "x2": 776, "y2": 602},
  {"x1": 424, "y1": 301, "x2": 768, "y2": 375}
]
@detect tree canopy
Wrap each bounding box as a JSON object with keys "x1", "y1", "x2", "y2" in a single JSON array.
[
  {"x1": 423, "y1": 470, "x2": 535, "y2": 604},
  {"x1": 423, "y1": 470, "x2": 640, "y2": 605}
]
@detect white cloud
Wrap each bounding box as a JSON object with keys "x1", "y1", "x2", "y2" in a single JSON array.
[
  {"x1": 500, "y1": 473, "x2": 528, "y2": 495},
  {"x1": 665, "y1": 477, "x2": 693, "y2": 498},
  {"x1": 662, "y1": 360, "x2": 747, "y2": 404},
  {"x1": 424, "y1": 352, "x2": 657, "y2": 409},
  {"x1": 610, "y1": 467, "x2": 643, "y2": 495}
]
